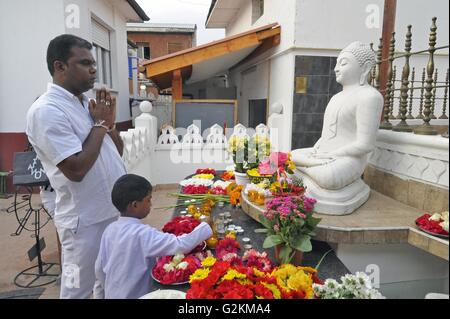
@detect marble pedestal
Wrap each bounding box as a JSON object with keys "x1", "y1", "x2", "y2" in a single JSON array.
[{"x1": 297, "y1": 172, "x2": 370, "y2": 215}]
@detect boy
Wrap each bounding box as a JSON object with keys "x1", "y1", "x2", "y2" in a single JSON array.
[{"x1": 95, "y1": 174, "x2": 212, "y2": 299}]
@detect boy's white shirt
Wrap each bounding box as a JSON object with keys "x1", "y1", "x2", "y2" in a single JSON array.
[{"x1": 95, "y1": 217, "x2": 212, "y2": 299}]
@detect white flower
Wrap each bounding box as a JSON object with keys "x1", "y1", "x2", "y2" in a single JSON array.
[
  {"x1": 213, "y1": 180, "x2": 232, "y2": 189},
  {"x1": 440, "y1": 220, "x2": 449, "y2": 232},
  {"x1": 172, "y1": 254, "x2": 185, "y2": 265},
  {"x1": 316, "y1": 273, "x2": 384, "y2": 299},
  {"x1": 163, "y1": 263, "x2": 175, "y2": 272},
  {"x1": 429, "y1": 213, "x2": 442, "y2": 221},
  {"x1": 179, "y1": 178, "x2": 213, "y2": 187},
  {"x1": 324, "y1": 279, "x2": 339, "y2": 290},
  {"x1": 355, "y1": 272, "x2": 372, "y2": 289},
  {"x1": 225, "y1": 165, "x2": 235, "y2": 172},
  {"x1": 176, "y1": 261, "x2": 189, "y2": 270}
]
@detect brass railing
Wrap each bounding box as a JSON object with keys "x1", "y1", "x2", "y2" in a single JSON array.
[{"x1": 370, "y1": 17, "x2": 449, "y2": 135}]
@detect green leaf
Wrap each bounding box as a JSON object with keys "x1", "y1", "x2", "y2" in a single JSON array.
[
  {"x1": 263, "y1": 235, "x2": 284, "y2": 249},
  {"x1": 280, "y1": 245, "x2": 293, "y2": 264},
  {"x1": 307, "y1": 216, "x2": 322, "y2": 228},
  {"x1": 254, "y1": 228, "x2": 269, "y2": 234},
  {"x1": 292, "y1": 235, "x2": 312, "y2": 252}
]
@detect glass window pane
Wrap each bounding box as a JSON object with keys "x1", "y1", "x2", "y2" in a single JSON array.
[{"x1": 102, "y1": 49, "x2": 112, "y2": 88}]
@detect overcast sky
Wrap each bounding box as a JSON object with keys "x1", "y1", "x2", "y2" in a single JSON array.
[{"x1": 136, "y1": 0, "x2": 225, "y2": 45}]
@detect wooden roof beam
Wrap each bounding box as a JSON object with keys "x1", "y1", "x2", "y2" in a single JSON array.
[{"x1": 145, "y1": 24, "x2": 281, "y2": 78}]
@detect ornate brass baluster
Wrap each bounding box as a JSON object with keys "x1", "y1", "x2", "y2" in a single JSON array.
[
  {"x1": 394, "y1": 25, "x2": 413, "y2": 132},
  {"x1": 407, "y1": 67, "x2": 415, "y2": 119},
  {"x1": 416, "y1": 68, "x2": 426, "y2": 119},
  {"x1": 391, "y1": 65, "x2": 398, "y2": 120},
  {"x1": 430, "y1": 69, "x2": 438, "y2": 119},
  {"x1": 375, "y1": 38, "x2": 383, "y2": 90},
  {"x1": 380, "y1": 32, "x2": 395, "y2": 130},
  {"x1": 369, "y1": 43, "x2": 375, "y2": 85},
  {"x1": 414, "y1": 17, "x2": 438, "y2": 135},
  {"x1": 439, "y1": 68, "x2": 449, "y2": 119}
]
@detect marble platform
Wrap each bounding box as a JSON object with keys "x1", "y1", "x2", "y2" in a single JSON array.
[{"x1": 241, "y1": 190, "x2": 449, "y2": 261}]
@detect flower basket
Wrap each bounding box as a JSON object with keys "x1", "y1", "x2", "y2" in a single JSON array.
[{"x1": 246, "y1": 168, "x2": 274, "y2": 185}]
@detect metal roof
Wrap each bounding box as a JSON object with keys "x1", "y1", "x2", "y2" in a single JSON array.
[{"x1": 127, "y1": 23, "x2": 197, "y2": 33}]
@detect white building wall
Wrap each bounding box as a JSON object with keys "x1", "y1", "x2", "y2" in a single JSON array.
[
  {"x1": 227, "y1": 0, "x2": 297, "y2": 54},
  {"x1": 0, "y1": 0, "x2": 66, "y2": 133},
  {"x1": 0, "y1": 0, "x2": 134, "y2": 134},
  {"x1": 63, "y1": 0, "x2": 132, "y2": 124},
  {"x1": 396, "y1": 0, "x2": 449, "y2": 53},
  {"x1": 294, "y1": 0, "x2": 385, "y2": 49},
  {"x1": 224, "y1": 0, "x2": 448, "y2": 150}
]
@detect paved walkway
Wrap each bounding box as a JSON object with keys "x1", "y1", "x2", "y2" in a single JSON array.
[{"x1": 0, "y1": 185, "x2": 179, "y2": 299}]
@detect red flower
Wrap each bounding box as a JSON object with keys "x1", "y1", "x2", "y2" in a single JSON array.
[
  {"x1": 162, "y1": 216, "x2": 200, "y2": 236},
  {"x1": 216, "y1": 238, "x2": 240, "y2": 259},
  {"x1": 254, "y1": 283, "x2": 275, "y2": 299},
  {"x1": 196, "y1": 168, "x2": 216, "y2": 175},
  {"x1": 182, "y1": 185, "x2": 210, "y2": 194},
  {"x1": 416, "y1": 213, "x2": 449, "y2": 235},
  {"x1": 210, "y1": 187, "x2": 227, "y2": 195}
]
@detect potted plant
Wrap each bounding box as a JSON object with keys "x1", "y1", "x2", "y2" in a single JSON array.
[
  {"x1": 228, "y1": 134, "x2": 270, "y2": 186},
  {"x1": 256, "y1": 195, "x2": 321, "y2": 265}
]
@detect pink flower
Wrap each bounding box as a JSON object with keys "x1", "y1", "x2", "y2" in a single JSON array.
[
  {"x1": 269, "y1": 152, "x2": 289, "y2": 168},
  {"x1": 273, "y1": 224, "x2": 280, "y2": 232},
  {"x1": 258, "y1": 159, "x2": 277, "y2": 175}
]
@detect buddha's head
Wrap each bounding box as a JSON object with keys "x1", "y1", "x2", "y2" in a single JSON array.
[{"x1": 334, "y1": 42, "x2": 376, "y2": 87}]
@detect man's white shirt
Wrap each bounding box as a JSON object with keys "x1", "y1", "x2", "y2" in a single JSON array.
[{"x1": 26, "y1": 83, "x2": 126, "y2": 230}]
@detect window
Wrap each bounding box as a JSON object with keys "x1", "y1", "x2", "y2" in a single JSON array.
[
  {"x1": 91, "y1": 19, "x2": 113, "y2": 88},
  {"x1": 168, "y1": 42, "x2": 184, "y2": 54},
  {"x1": 252, "y1": 0, "x2": 264, "y2": 24},
  {"x1": 137, "y1": 42, "x2": 151, "y2": 60}
]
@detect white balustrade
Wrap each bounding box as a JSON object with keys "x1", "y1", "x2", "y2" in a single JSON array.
[
  {"x1": 205, "y1": 124, "x2": 227, "y2": 149},
  {"x1": 157, "y1": 125, "x2": 180, "y2": 147},
  {"x1": 181, "y1": 124, "x2": 203, "y2": 148}
]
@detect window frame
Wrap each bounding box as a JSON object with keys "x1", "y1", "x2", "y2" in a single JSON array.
[
  {"x1": 91, "y1": 17, "x2": 113, "y2": 89},
  {"x1": 252, "y1": 0, "x2": 264, "y2": 25}
]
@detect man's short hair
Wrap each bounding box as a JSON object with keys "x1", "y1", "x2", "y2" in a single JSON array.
[
  {"x1": 46, "y1": 34, "x2": 93, "y2": 76},
  {"x1": 111, "y1": 174, "x2": 152, "y2": 213}
]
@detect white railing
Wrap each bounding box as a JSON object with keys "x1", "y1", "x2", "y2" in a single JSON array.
[
  {"x1": 369, "y1": 130, "x2": 449, "y2": 188},
  {"x1": 121, "y1": 101, "x2": 271, "y2": 184},
  {"x1": 123, "y1": 101, "x2": 449, "y2": 188}
]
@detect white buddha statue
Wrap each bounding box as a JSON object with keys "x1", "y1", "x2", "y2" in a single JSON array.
[{"x1": 292, "y1": 42, "x2": 383, "y2": 215}]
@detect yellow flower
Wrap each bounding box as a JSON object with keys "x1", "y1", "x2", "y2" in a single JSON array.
[
  {"x1": 286, "y1": 160, "x2": 296, "y2": 171},
  {"x1": 237, "y1": 278, "x2": 252, "y2": 285},
  {"x1": 193, "y1": 174, "x2": 215, "y2": 180},
  {"x1": 252, "y1": 268, "x2": 266, "y2": 278},
  {"x1": 247, "y1": 168, "x2": 261, "y2": 177},
  {"x1": 189, "y1": 268, "x2": 210, "y2": 283},
  {"x1": 272, "y1": 265, "x2": 315, "y2": 299},
  {"x1": 261, "y1": 282, "x2": 282, "y2": 299},
  {"x1": 222, "y1": 269, "x2": 247, "y2": 281},
  {"x1": 201, "y1": 256, "x2": 216, "y2": 268}
]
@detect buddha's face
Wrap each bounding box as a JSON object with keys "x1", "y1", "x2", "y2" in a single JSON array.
[{"x1": 334, "y1": 52, "x2": 362, "y2": 86}]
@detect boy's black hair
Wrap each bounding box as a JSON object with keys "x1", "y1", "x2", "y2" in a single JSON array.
[
  {"x1": 46, "y1": 34, "x2": 93, "y2": 76},
  {"x1": 111, "y1": 174, "x2": 152, "y2": 213}
]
